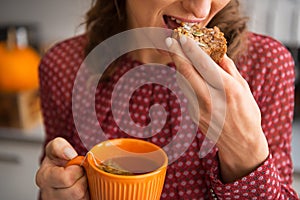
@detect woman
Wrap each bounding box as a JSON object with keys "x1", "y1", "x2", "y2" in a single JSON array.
[{"x1": 35, "y1": 0, "x2": 299, "y2": 199}]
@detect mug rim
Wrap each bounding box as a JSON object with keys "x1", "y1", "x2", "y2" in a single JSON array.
[{"x1": 87, "y1": 138, "x2": 168, "y2": 179}]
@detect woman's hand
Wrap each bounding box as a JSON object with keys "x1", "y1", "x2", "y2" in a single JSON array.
[
  {"x1": 35, "y1": 137, "x2": 89, "y2": 200},
  {"x1": 165, "y1": 36, "x2": 269, "y2": 183}
]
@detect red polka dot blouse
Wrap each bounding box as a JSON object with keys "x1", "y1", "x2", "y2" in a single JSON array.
[{"x1": 38, "y1": 32, "x2": 299, "y2": 199}]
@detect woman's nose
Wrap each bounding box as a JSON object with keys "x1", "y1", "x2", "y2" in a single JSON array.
[{"x1": 181, "y1": 0, "x2": 211, "y2": 19}]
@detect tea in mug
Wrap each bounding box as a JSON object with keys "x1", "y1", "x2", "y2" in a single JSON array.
[{"x1": 97, "y1": 156, "x2": 160, "y2": 175}]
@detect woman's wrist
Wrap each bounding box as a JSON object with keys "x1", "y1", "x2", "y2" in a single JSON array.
[{"x1": 217, "y1": 130, "x2": 269, "y2": 183}]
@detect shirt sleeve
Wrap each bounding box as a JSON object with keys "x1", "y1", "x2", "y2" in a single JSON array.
[
  {"x1": 209, "y1": 154, "x2": 299, "y2": 199},
  {"x1": 206, "y1": 35, "x2": 299, "y2": 199}
]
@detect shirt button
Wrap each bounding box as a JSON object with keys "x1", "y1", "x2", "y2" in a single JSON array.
[{"x1": 210, "y1": 188, "x2": 218, "y2": 199}]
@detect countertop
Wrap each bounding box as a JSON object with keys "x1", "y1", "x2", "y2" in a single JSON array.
[
  {"x1": 292, "y1": 118, "x2": 300, "y2": 173},
  {"x1": 0, "y1": 123, "x2": 45, "y2": 144}
]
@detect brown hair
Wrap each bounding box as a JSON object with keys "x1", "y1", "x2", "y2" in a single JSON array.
[
  {"x1": 84, "y1": 0, "x2": 248, "y2": 72},
  {"x1": 84, "y1": 0, "x2": 127, "y2": 55}
]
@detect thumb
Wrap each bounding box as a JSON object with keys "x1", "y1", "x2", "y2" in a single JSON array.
[{"x1": 45, "y1": 137, "x2": 78, "y2": 165}]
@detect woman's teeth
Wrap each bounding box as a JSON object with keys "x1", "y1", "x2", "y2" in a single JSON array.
[
  {"x1": 171, "y1": 17, "x2": 182, "y2": 24},
  {"x1": 170, "y1": 17, "x2": 196, "y2": 27}
]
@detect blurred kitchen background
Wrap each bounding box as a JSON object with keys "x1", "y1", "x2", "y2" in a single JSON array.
[{"x1": 0, "y1": 0, "x2": 299, "y2": 199}]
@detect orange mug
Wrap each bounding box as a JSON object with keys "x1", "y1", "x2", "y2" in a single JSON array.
[{"x1": 67, "y1": 138, "x2": 168, "y2": 200}]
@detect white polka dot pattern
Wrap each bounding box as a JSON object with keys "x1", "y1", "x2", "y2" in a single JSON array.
[{"x1": 38, "y1": 33, "x2": 299, "y2": 199}]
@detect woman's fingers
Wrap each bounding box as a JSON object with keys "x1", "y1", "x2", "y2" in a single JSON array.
[
  {"x1": 166, "y1": 35, "x2": 247, "y2": 90},
  {"x1": 177, "y1": 35, "x2": 225, "y2": 89},
  {"x1": 52, "y1": 175, "x2": 89, "y2": 200},
  {"x1": 45, "y1": 137, "x2": 78, "y2": 165},
  {"x1": 165, "y1": 36, "x2": 236, "y2": 140},
  {"x1": 36, "y1": 137, "x2": 89, "y2": 200},
  {"x1": 165, "y1": 37, "x2": 195, "y2": 78},
  {"x1": 43, "y1": 164, "x2": 85, "y2": 188},
  {"x1": 36, "y1": 138, "x2": 81, "y2": 188},
  {"x1": 40, "y1": 174, "x2": 89, "y2": 200},
  {"x1": 165, "y1": 37, "x2": 210, "y2": 100}
]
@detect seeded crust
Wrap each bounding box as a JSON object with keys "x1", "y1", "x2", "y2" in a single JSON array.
[{"x1": 173, "y1": 25, "x2": 227, "y2": 63}]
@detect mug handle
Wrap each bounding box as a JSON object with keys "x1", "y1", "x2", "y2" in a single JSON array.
[{"x1": 65, "y1": 156, "x2": 88, "y2": 168}]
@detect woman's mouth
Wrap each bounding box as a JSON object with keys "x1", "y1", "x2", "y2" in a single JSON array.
[{"x1": 163, "y1": 15, "x2": 197, "y2": 30}]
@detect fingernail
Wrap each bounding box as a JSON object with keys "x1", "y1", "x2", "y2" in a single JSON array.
[
  {"x1": 64, "y1": 147, "x2": 77, "y2": 159},
  {"x1": 165, "y1": 37, "x2": 173, "y2": 48},
  {"x1": 180, "y1": 35, "x2": 187, "y2": 45}
]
